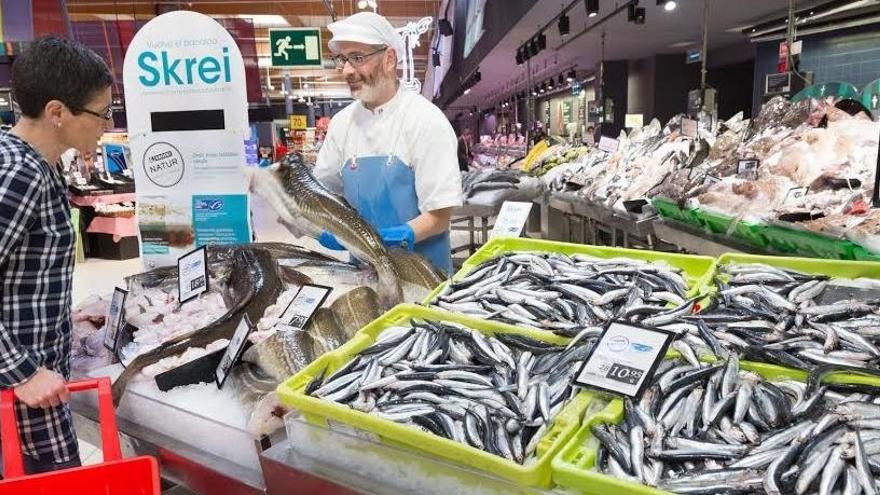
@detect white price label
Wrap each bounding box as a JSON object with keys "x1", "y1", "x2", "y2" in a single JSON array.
[
  {"x1": 703, "y1": 175, "x2": 720, "y2": 186},
  {"x1": 178, "y1": 246, "x2": 208, "y2": 304},
  {"x1": 784, "y1": 186, "x2": 809, "y2": 205},
  {"x1": 490, "y1": 201, "x2": 533, "y2": 240},
  {"x1": 598, "y1": 136, "x2": 619, "y2": 153},
  {"x1": 737, "y1": 159, "x2": 760, "y2": 179},
  {"x1": 215, "y1": 315, "x2": 253, "y2": 388},
  {"x1": 280, "y1": 285, "x2": 332, "y2": 329},
  {"x1": 574, "y1": 321, "x2": 675, "y2": 398},
  {"x1": 681, "y1": 118, "x2": 698, "y2": 138},
  {"x1": 103, "y1": 287, "x2": 128, "y2": 352}
]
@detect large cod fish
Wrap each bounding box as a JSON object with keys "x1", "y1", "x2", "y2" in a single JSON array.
[{"x1": 250, "y1": 153, "x2": 403, "y2": 309}]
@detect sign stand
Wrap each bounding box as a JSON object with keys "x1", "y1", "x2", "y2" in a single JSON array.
[{"x1": 123, "y1": 11, "x2": 253, "y2": 268}]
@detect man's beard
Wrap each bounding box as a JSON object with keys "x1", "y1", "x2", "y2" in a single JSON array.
[{"x1": 348, "y1": 66, "x2": 395, "y2": 106}]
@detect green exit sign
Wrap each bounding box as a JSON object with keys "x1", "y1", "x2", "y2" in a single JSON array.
[{"x1": 269, "y1": 28, "x2": 323, "y2": 67}]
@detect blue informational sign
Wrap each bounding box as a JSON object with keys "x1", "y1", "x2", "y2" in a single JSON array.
[{"x1": 192, "y1": 194, "x2": 252, "y2": 246}]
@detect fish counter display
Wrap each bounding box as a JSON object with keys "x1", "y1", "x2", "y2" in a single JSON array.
[
  {"x1": 528, "y1": 96, "x2": 880, "y2": 259},
  {"x1": 70, "y1": 232, "x2": 880, "y2": 493}
]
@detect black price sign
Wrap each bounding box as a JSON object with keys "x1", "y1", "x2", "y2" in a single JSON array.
[
  {"x1": 178, "y1": 245, "x2": 208, "y2": 304},
  {"x1": 604, "y1": 363, "x2": 644, "y2": 386},
  {"x1": 103, "y1": 287, "x2": 128, "y2": 354},
  {"x1": 279, "y1": 284, "x2": 332, "y2": 330},
  {"x1": 215, "y1": 314, "x2": 254, "y2": 389}
]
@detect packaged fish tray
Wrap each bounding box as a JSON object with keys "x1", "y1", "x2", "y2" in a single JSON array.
[
  {"x1": 424, "y1": 237, "x2": 717, "y2": 306},
  {"x1": 651, "y1": 197, "x2": 703, "y2": 230},
  {"x1": 275, "y1": 303, "x2": 597, "y2": 488},
  {"x1": 551, "y1": 356, "x2": 880, "y2": 495},
  {"x1": 761, "y1": 223, "x2": 858, "y2": 260}
]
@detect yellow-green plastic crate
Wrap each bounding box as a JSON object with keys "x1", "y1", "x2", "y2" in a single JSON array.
[
  {"x1": 715, "y1": 252, "x2": 880, "y2": 282},
  {"x1": 551, "y1": 358, "x2": 880, "y2": 495},
  {"x1": 423, "y1": 237, "x2": 718, "y2": 305},
  {"x1": 276, "y1": 303, "x2": 595, "y2": 488}
]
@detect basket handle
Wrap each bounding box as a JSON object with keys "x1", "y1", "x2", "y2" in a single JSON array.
[{"x1": 1, "y1": 377, "x2": 122, "y2": 478}]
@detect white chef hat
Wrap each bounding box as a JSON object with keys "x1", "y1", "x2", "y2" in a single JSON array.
[{"x1": 328, "y1": 12, "x2": 405, "y2": 66}]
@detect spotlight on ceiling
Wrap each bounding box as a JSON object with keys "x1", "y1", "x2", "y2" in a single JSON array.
[
  {"x1": 438, "y1": 18, "x2": 453, "y2": 36},
  {"x1": 558, "y1": 14, "x2": 570, "y2": 36},
  {"x1": 657, "y1": 0, "x2": 676, "y2": 11},
  {"x1": 464, "y1": 88, "x2": 471, "y2": 95},
  {"x1": 528, "y1": 38, "x2": 539, "y2": 57},
  {"x1": 432, "y1": 50, "x2": 441, "y2": 67},
  {"x1": 586, "y1": 0, "x2": 599, "y2": 18},
  {"x1": 558, "y1": 73, "x2": 565, "y2": 85},
  {"x1": 537, "y1": 32, "x2": 547, "y2": 50},
  {"x1": 567, "y1": 70, "x2": 576, "y2": 82},
  {"x1": 516, "y1": 47, "x2": 524, "y2": 65},
  {"x1": 628, "y1": 4, "x2": 646, "y2": 24}
]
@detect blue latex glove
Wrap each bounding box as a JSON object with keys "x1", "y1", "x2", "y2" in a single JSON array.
[
  {"x1": 318, "y1": 231, "x2": 345, "y2": 251},
  {"x1": 380, "y1": 224, "x2": 416, "y2": 250}
]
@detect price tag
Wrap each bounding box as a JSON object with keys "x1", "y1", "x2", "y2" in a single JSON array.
[
  {"x1": 737, "y1": 159, "x2": 760, "y2": 179},
  {"x1": 215, "y1": 315, "x2": 254, "y2": 389},
  {"x1": 103, "y1": 287, "x2": 128, "y2": 352},
  {"x1": 280, "y1": 284, "x2": 332, "y2": 329},
  {"x1": 681, "y1": 118, "x2": 698, "y2": 138},
  {"x1": 178, "y1": 246, "x2": 208, "y2": 304},
  {"x1": 573, "y1": 321, "x2": 676, "y2": 398},
  {"x1": 703, "y1": 175, "x2": 720, "y2": 186},
  {"x1": 598, "y1": 136, "x2": 619, "y2": 153},
  {"x1": 490, "y1": 201, "x2": 533, "y2": 239},
  {"x1": 784, "y1": 186, "x2": 809, "y2": 204}
]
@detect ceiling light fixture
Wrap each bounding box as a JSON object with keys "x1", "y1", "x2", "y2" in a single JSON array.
[
  {"x1": 657, "y1": 0, "x2": 676, "y2": 11},
  {"x1": 567, "y1": 70, "x2": 576, "y2": 82},
  {"x1": 558, "y1": 14, "x2": 570, "y2": 36},
  {"x1": 628, "y1": 4, "x2": 646, "y2": 24},
  {"x1": 433, "y1": 51, "x2": 441, "y2": 67},
  {"x1": 438, "y1": 18, "x2": 453, "y2": 36},
  {"x1": 464, "y1": 88, "x2": 471, "y2": 95},
  {"x1": 558, "y1": 73, "x2": 565, "y2": 85},
  {"x1": 586, "y1": 0, "x2": 599, "y2": 18}
]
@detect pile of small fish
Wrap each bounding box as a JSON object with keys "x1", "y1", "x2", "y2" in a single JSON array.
[
  {"x1": 592, "y1": 357, "x2": 880, "y2": 494},
  {"x1": 307, "y1": 319, "x2": 590, "y2": 464},
  {"x1": 680, "y1": 263, "x2": 880, "y2": 370},
  {"x1": 432, "y1": 252, "x2": 696, "y2": 337}
]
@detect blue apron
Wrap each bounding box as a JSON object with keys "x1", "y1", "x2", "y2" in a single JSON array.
[{"x1": 341, "y1": 155, "x2": 452, "y2": 275}]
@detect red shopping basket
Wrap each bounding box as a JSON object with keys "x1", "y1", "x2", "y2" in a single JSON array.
[{"x1": 0, "y1": 377, "x2": 160, "y2": 494}]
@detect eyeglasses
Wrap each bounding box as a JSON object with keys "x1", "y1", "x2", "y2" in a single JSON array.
[
  {"x1": 331, "y1": 47, "x2": 387, "y2": 69},
  {"x1": 69, "y1": 105, "x2": 113, "y2": 121}
]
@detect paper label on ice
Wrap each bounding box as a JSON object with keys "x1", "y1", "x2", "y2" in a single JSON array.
[
  {"x1": 737, "y1": 159, "x2": 759, "y2": 179},
  {"x1": 573, "y1": 321, "x2": 675, "y2": 398},
  {"x1": 784, "y1": 186, "x2": 809, "y2": 205},
  {"x1": 598, "y1": 136, "x2": 619, "y2": 153},
  {"x1": 490, "y1": 201, "x2": 533, "y2": 239},
  {"x1": 681, "y1": 118, "x2": 698, "y2": 138}
]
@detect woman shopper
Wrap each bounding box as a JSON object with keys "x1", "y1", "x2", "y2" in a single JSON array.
[{"x1": 0, "y1": 36, "x2": 112, "y2": 474}]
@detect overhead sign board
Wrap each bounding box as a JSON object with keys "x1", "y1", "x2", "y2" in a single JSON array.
[
  {"x1": 289, "y1": 114, "x2": 308, "y2": 130},
  {"x1": 269, "y1": 28, "x2": 322, "y2": 68},
  {"x1": 124, "y1": 11, "x2": 252, "y2": 268}
]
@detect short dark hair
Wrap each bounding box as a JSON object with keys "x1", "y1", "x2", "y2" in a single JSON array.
[{"x1": 12, "y1": 36, "x2": 112, "y2": 118}]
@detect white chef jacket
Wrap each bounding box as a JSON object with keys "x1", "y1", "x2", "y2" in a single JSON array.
[{"x1": 313, "y1": 86, "x2": 463, "y2": 214}]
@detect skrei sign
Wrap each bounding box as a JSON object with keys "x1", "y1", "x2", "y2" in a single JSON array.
[
  {"x1": 124, "y1": 11, "x2": 252, "y2": 268},
  {"x1": 137, "y1": 47, "x2": 233, "y2": 86}
]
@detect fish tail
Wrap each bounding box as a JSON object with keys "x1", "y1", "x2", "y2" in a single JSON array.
[{"x1": 375, "y1": 260, "x2": 404, "y2": 309}]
